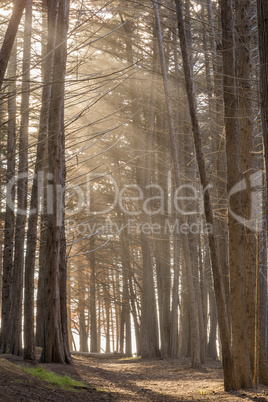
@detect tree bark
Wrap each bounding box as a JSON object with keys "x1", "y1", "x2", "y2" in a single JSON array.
[
  {"x1": 40, "y1": 0, "x2": 72, "y2": 364},
  {"x1": 221, "y1": 0, "x2": 252, "y2": 389}
]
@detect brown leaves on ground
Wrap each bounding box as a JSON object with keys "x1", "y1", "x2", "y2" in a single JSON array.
[{"x1": 1, "y1": 355, "x2": 268, "y2": 401}]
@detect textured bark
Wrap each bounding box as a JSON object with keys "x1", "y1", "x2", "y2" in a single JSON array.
[
  {"x1": 221, "y1": 0, "x2": 252, "y2": 389},
  {"x1": 209, "y1": 0, "x2": 230, "y2": 316},
  {"x1": 235, "y1": 0, "x2": 257, "y2": 374},
  {"x1": 40, "y1": 0, "x2": 72, "y2": 364},
  {"x1": 0, "y1": 0, "x2": 27, "y2": 90}
]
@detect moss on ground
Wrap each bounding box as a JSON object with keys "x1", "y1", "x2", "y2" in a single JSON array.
[{"x1": 21, "y1": 366, "x2": 86, "y2": 390}]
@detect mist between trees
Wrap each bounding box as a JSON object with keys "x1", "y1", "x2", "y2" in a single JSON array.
[{"x1": 0, "y1": 0, "x2": 268, "y2": 393}]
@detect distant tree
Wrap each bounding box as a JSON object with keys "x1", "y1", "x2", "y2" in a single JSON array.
[
  {"x1": 10, "y1": 0, "x2": 32, "y2": 357},
  {"x1": 0, "y1": 41, "x2": 17, "y2": 354}
]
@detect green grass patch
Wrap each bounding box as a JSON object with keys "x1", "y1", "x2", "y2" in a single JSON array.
[{"x1": 22, "y1": 366, "x2": 86, "y2": 390}]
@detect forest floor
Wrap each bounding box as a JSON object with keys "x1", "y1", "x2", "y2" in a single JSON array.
[{"x1": 0, "y1": 353, "x2": 268, "y2": 401}]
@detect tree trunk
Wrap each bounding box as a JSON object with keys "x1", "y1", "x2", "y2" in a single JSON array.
[
  {"x1": 78, "y1": 268, "x2": 88, "y2": 353},
  {"x1": 89, "y1": 234, "x2": 98, "y2": 352},
  {"x1": 0, "y1": 41, "x2": 17, "y2": 354},
  {"x1": 10, "y1": 0, "x2": 32, "y2": 356},
  {"x1": 170, "y1": 233, "x2": 179, "y2": 358},
  {"x1": 35, "y1": 196, "x2": 47, "y2": 347},
  {"x1": 24, "y1": 0, "x2": 55, "y2": 360},
  {"x1": 40, "y1": 0, "x2": 72, "y2": 364},
  {"x1": 221, "y1": 0, "x2": 252, "y2": 389},
  {"x1": 235, "y1": 0, "x2": 257, "y2": 375}
]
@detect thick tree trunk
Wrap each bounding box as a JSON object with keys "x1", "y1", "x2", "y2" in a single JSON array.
[
  {"x1": 235, "y1": 0, "x2": 257, "y2": 375},
  {"x1": 40, "y1": 0, "x2": 72, "y2": 364},
  {"x1": 221, "y1": 0, "x2": 252, "y2": 389}
]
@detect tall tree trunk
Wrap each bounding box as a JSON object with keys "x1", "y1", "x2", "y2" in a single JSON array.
[
  {"x1": 0, "y1": 41, "x2": 17, "y2": 354},
  {"x1": 170, "y1": 232, "x2": 179, "y2": 358},
  {"x1": 221, "y1": 0, "x2": 252, "y2": 389},
  {"x1": 105, "y1": 292, "x2": 111, "y2": 353},
  {"x1": 40, "y1": 0, "x2": 72, "y2": 364},
  {"x1": 35, "y1": 191, "x2": 47, "y2": 347},
  {"x1": 89, "y1": 234, "x2": 98, "y2": 352},
  {"x1": 78, "y1": 268, "x2": 88, "y2": 352},
  {"x1": 24, "y1": 0, "x2": 55, "y2": 360},
  {"x1": 119, "y1": 226, "x2": 132, "y2": 357},
  {"x1": 10, "y1": 0, "x2": 32, "y2": 356},
  {"x1": 235, "y1": 0, "x2": 257, "y2": 374}
]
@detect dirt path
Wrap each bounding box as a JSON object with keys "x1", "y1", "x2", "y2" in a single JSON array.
[{"x1": 1, "y1": 355, "x2": 268, "y2": 401}]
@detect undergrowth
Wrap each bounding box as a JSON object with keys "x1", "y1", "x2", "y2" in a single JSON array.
[{"x1": 22, "y1": 366, "x2": 86, "y2": 390}]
